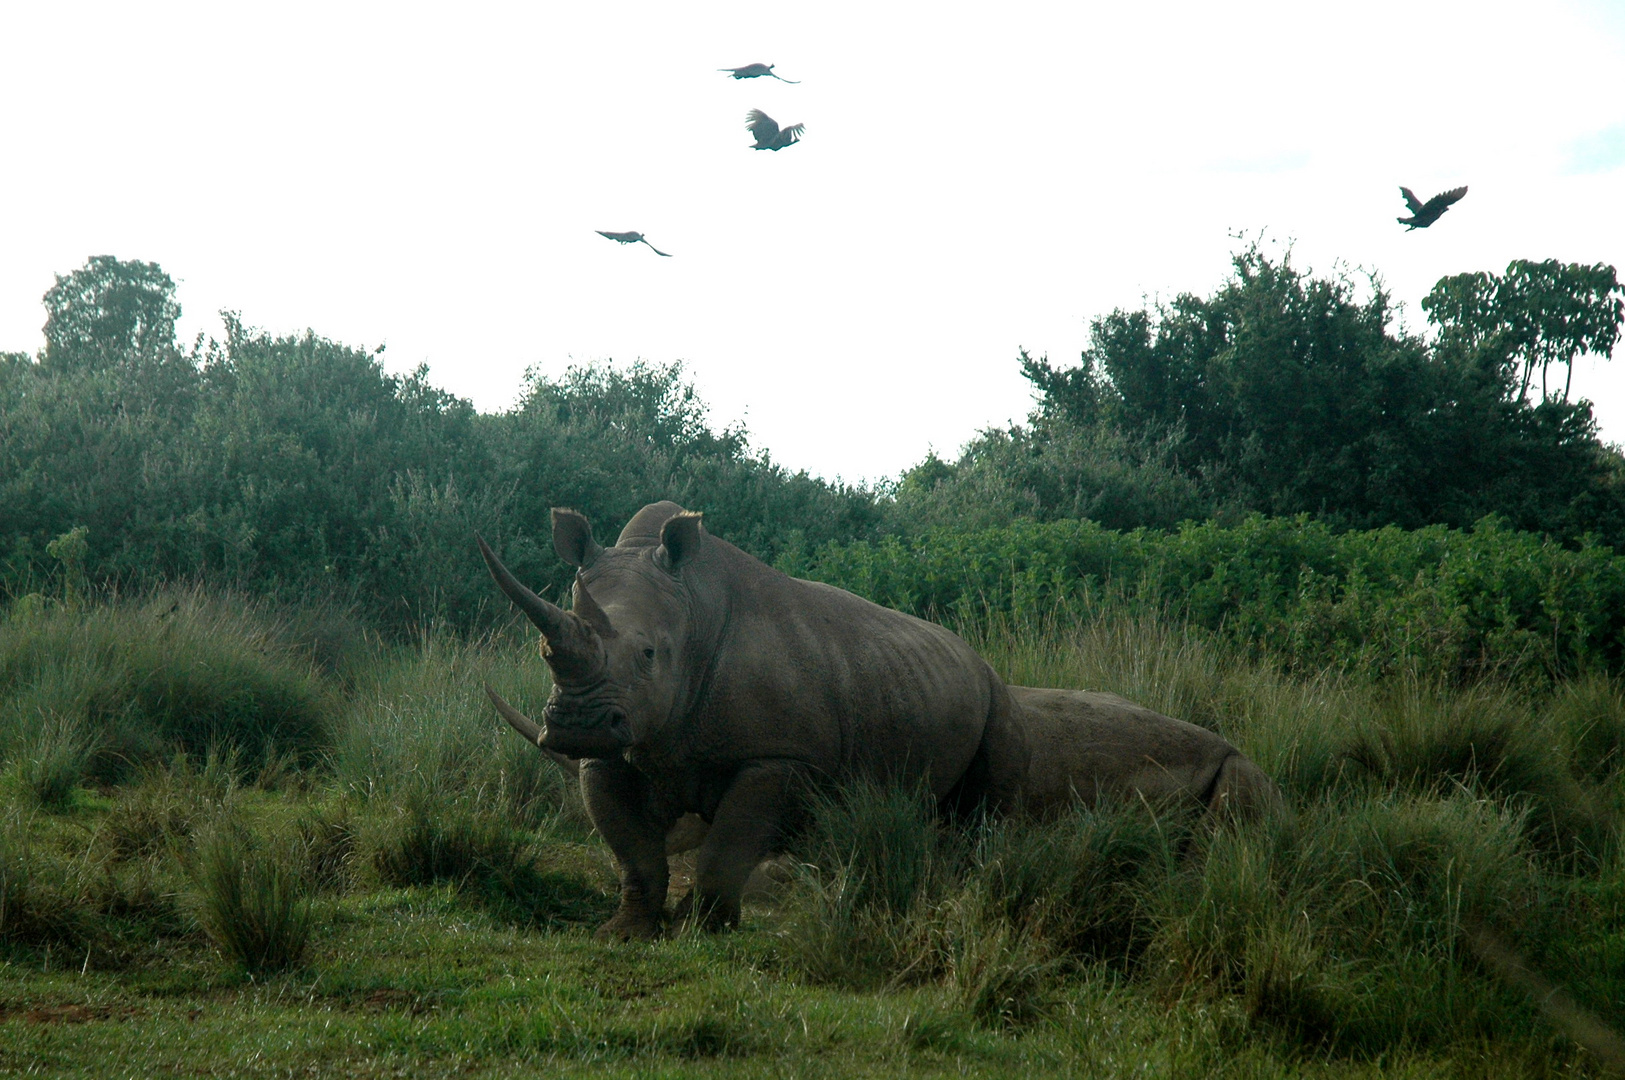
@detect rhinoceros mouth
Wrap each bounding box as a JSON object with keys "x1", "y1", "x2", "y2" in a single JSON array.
[{"x1": 540, "y1": 703, "x2": 634, "y2": 758}]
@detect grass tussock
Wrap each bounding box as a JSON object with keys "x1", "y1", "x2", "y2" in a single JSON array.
[
  {"x1": 328, "y1": 627, "x2": 574, "y2": 830},
  {"x1": 368, "y1": 793, "x2": 609, "y2": 929},
  {"x1": 192, "y1": 820, "x2": 313, "y2": 973},
  {"x1": 0, "y1": 802, "x2": 190, "y2": 967}
]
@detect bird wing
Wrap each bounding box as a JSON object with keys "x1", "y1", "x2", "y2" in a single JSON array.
[
  {"x1": 746, "y1": 109, "x2": 781, "y2": 142},
  {"x1": 769, "y1": 72, "x2": 800, "y2": 83},
  {"x1": 781, "y1": 122, "x2": 805, "y2": 144},
  {"x1": 597, "y1": 230, "x2": 630, "y2": 242},
  {"x1": 1399, "y1": 187, "x2": 1425, "y2": 214},
  {"x1": 640, "y1": 238, "x2": 673, "y2": 257},
  {"x1": 1426, "y1": 185, "x2": 1468, "y2": 210}
]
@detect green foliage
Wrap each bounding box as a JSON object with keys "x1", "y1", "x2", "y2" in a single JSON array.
[
  {"x1": 41, "y1": 256, "x2": 182, "y2": 375},
  {"x1": 2, "y1": 262, "x2": 884, "y2": 632},
  {"x1": 967, "y1": 247, "x2": 1625, "y2": 541},
  {"x1": 1426, "y1": 259, "x2": 1625, "y2": 404},
  {"x1": 789, "y1": 513, "x2": 1625, "y2": 683}
]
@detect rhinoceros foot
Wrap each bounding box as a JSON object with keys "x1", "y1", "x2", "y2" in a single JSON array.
[
  {"x1": 594, "y1": 905, "x2": 666, "y2": 941},
  {"x1": 670, "y1": 891, "x2": 740, "y2": 932}
]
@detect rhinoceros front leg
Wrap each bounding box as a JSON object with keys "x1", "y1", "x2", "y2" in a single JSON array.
[
  {"x1": 683, "y1": 760, "x2": 807, "y2": 930},
  {"x1": 580, "y1": 757, "x2": 678, "y2": 939}
]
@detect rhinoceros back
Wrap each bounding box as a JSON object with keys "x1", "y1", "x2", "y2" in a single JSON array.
[{"x1": 674, "y1": 530, "x2": 1023, "y2": 807}]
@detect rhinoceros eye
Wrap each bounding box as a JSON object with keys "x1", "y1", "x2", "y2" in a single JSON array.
[{"x1": 642, "y1": 647, "x2": 655, "y2": 660}]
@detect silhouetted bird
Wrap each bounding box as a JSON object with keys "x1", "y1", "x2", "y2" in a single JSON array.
[
  {"x1": 719, "y1": 63, "x2": 799, "y2": 83},
  {"x1": 1397, "y1": 186, "x2": 1468, "y2": 230},
  {"x1": 596, "y1": 230, "x2": 673, "y2": 257},
  {"x1": 746, "y1": 109, "x2": 804, "y2": 151}
]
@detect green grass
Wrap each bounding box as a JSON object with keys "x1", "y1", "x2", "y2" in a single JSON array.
[{"x1": 1, "y1": 589, "x2": 1623, "y2": 1076}]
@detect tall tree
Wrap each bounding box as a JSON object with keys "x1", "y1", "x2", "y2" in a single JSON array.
[{"x1": 41, "y1": 256, "x2": 182, "y2": 374}]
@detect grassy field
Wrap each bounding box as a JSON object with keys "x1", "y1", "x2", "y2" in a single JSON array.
[{"x1": 2, "y1": 590, "x2": 1623, "y2": 1078}]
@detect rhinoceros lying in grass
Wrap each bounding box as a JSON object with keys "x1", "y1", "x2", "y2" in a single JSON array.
[
  {"x1": 478, "y1": 501, "x2": 1028, "y2": 937},
  {"x1": 1011, "y1": 686, "x2": 1278, "y2": 819},
  {"x1": 491, "y1": 681, "x2": 1278, "y2": 898}
]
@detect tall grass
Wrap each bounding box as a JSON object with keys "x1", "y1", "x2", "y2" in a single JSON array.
[
  {"x1": 779, "y1": 596, "x2": 1625, "y2": 1053},
  {"x1": 0, "y1": 587, "x2": 339, "y2": 786},
  {"x1": 4, "y1": 583, "x2": 1623, "y2": 1066},
  {"x1": 327, "y1": 625, "x2": 571, "y2": 828}
]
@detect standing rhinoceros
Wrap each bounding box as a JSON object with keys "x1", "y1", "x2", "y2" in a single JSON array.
[{"x1": 478, "y1": 501, "x2": 1027, "y2": 936}]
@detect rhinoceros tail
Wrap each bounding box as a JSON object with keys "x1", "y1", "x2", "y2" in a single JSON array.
[{"x1": 1205, "y1": 752, "x2": 1283, "y2": 821}]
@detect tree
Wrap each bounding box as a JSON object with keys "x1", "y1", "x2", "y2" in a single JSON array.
[
  {"x1": 1423, "y1": 259, "x2": 1624, "y2": 403},
  {"x1": 41, "y1": 256, "x2": 182, "y2": 374}
]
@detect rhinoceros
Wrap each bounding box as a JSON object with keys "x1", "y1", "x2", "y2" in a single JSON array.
[
  {"x1": 478, "y1": 501, "x2": 1027, "y2": 936},
  {"x1": 1011, "y1": 687, "x2": 1279, "y2": 819}
]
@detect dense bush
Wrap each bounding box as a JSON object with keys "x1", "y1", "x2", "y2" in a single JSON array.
[
  {"x1": 942, "y1": 249, "x2": 1625, "y2": 541},
  {"x1": 787, "y1": 513, "x2": 1625, "y2": 683}
]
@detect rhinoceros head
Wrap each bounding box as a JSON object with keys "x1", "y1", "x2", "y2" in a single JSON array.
[{"x1": 479, "y1": 503, "x2": 704, "y2": 758}]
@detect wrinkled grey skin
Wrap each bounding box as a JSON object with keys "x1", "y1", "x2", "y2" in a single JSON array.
[
  {"x1": 479, "y1": 501, "x2": 1027, "y2": 937},
  {"x1": 1011, "y1": 687, "x2": 1280, "y2": 819}
]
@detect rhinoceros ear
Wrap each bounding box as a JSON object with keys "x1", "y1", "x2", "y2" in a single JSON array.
[
  {"x1": 551, "y1": 509, "x2": 603, "y2": 567},
  {"x1": 655, "y1": 511, "x2": 704, "y2": 573}
]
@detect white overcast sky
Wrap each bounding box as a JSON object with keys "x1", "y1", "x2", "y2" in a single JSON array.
[{"x1": 2, "y1": 0, "x2": 1623, "y2": 484}]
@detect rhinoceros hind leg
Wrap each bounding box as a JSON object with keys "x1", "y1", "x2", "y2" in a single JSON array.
[
  {"x1": 581, "y1": 757, "x2": 679, "y2": 939},
  {"x1": 1206, "y1": 753, "x2": 1282, "y2": 820}
]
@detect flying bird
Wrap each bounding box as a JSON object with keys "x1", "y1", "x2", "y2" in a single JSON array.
[
  {"x1": 745, "y1": 109, "x2": 804, "y2": 151},
  {"x1": 1397, "y1": 185, "x2": 1468, "y2": 230},
  {"x1": 719, "y1": 63, "x2": 799, "y2": 83},
  {"x1": 596, "y1": 230, "x2": 673, "y2": 257}
]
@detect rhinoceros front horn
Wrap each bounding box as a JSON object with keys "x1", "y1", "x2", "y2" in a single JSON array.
[
  {"x1": 477, "y1": 535, "x2": 608, "y2": 682},
  {"x1": 477, "y1": 534, "x2": 570, "y2": 640}
]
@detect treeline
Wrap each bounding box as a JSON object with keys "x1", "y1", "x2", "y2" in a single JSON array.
[
  {"x1": 898, "y1": 249, "x2": 1625, "y2": 539},
  {"x1": 2, "y1": 250, "x2": 1622, "y2": 650},
  {"x1": 0, "y1": 258, "x2": 880, "y2": 628}
]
